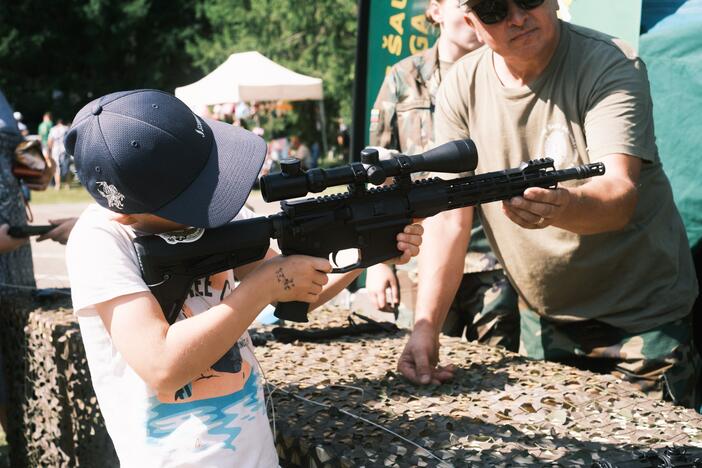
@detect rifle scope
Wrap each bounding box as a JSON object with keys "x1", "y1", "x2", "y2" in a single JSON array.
[{"x1": 259, "y1": 139, "x2": 478, "y2": 202}]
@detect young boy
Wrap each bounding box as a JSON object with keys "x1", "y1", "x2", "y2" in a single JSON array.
[{"x1": 64, "y1": 89, "x2": 423, "y2": 467}]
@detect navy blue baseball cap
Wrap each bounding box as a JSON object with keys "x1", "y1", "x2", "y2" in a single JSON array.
[{"x1": 64, "y1": 89, "x2": 267, "y2": 228}]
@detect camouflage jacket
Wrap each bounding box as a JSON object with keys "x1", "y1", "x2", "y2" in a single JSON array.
[
  {"x1": 369, "y1": 44, "x2": 500, "y2": 273},
  {"x1": 0, "y1": 130, "x2": 35, "y2": 291}
]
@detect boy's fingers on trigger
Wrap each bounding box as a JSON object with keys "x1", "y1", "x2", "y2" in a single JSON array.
[
  {"x1": 313, "y1": 257, "x2": 333, "y2": 272},
  {"x1": 312, "y1": 271, "x2": 329, "y2": 286}
]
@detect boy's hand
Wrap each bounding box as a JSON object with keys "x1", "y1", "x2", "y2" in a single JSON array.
[
  {"x1": 258, "y1": 255, "x2": 332, "y2": 304},
  {"x1": 0, "y1": 224, "x2": 28, "y2": 254},
  {"x1": 385, "y1": 222, "x2": 423, "y2": 266}
]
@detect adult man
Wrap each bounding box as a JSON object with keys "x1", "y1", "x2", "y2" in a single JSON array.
[
  {"x1": 368, "y1": 0, "x2": 519, "y2": 349},
  {"x1": 397, "y1": 0, "x2": 700, "y2": 409}
]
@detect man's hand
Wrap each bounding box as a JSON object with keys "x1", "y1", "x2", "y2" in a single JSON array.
[
  {"x1": 502, "y1": 187, "x2": 571, "y2": 229},
  {"x1": 397, "y1": 321, "x2": 455, "y2": 385},
  {"x1": 366, "y1": 263, "x2": 399, "y2": 312},
  {"x1": 37, "y1": 217, "x2": 77, "y2": 245},
  {"x1": 365, "y1": 222, "x2": 422, "y2": 312}
]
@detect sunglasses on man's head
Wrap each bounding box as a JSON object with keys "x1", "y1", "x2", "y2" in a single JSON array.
[{"x1": 463, "y1": 0, "x2": 546, "y2": 25}]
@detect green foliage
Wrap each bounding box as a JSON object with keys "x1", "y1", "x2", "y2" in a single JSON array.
[
  {"x1": 0, "y1": 0, "x2": 357, "y2": 146},
  {"x1": 0, "y1": 0, "x2": 205, "y2": 128},
  {"x1": 187, "y1": 0, "x2": 358, "y2": 145}
]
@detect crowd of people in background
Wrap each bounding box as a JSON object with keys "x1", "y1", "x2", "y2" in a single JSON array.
[{"x1": 198, "y1": 99, "x2": 350, "y2": 178}]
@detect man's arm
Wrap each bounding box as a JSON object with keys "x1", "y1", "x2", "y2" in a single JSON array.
[
  {"x1": 503, "y1": 153, "x2": 640, "y2": 233},
  {"x1": 397, "y1": 206, "x2": 473, "y2": 384}
]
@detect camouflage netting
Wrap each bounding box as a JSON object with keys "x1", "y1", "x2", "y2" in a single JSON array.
[
  {"x1": 256, "y1": 310, "x2": 702, "y2": 467},
  {"x1": 1, "y1": 295, "x2": 701, "y2": 467},
  {"x1": 0, "y1": 294, "x2": 118, "y2": 468}
]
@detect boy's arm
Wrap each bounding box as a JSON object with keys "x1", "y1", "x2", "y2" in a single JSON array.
[{"x1": 96, "y1": 254, "x2": 330, "y2": 395}]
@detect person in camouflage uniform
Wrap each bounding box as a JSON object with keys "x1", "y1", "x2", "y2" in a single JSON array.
[
  {"x1": 0, "y1": 89, "x2": 35, "y2": 437},
  {"x1": 366, "y1": 0, "x2": 519, "y2": 351},
  {"x1": 0, "y1": 90, "x2": 35, "y2": 294}
]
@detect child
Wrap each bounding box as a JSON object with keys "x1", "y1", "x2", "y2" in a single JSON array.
[{"x1": 64, "y1": 89, "x2": 423, "y2": 467}]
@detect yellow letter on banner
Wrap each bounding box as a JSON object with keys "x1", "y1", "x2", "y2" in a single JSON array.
[
  {"x1": 409, "y1": 35, "x2": 429, "y2": 54},
  {"x1": 391, "y1": 0, "x2": 407, "y2": 8},
  {"x1": 382, "y1": 34, "x2": 403, "y2": 56},
  {"x1": 410, "y1": 14, "x2": 428, "y2": 34},
  {"x1": 389, "y1": 13, "x2": 405, "y2": 35}
]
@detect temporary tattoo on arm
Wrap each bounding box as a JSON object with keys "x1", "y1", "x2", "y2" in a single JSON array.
[{"x1": 275, "y1": 267, "x2": 295, "y2": 290}]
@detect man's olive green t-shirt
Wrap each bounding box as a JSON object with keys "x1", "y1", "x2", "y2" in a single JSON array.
[{"x1": 434, "y1": 21, "x2": 697, "y2": 332}]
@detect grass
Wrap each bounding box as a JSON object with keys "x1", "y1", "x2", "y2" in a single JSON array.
[{"x1": 30, "y1": 185, "x2": 92, "y2": 205}]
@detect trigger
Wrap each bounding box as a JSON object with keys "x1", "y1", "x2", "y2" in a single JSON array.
[{"x1": 331, "y1": 251, "x2": 339, "y2": 268}]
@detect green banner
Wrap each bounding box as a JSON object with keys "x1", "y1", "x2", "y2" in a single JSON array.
[
  {"x1": 558, "y1": 0, "x2": 643, "y2": 50},
  {"x1": 362, "y1": 0, "x2": 644, "y2": 145},
  {"x1": 364, "y1": 0, "x2": 437, "y2": 144}
]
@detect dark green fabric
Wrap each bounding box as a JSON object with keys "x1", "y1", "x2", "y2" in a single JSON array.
[{"x1": 639, "y1": 1, "x2": 702, "y2": 248}]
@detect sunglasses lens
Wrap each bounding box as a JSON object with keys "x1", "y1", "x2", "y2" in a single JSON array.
[
  {"x1": 515, "y1": 0, "x2": 546, "y2": 9},
  {"x1": 473, "y1": 0, "x2": 509, "y2": 25},
  {"x1": 471, "y1": 0, "x2": 546, "y2": 24}
]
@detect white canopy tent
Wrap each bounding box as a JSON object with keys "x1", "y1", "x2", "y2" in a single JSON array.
[{"x1": 175, "y1": 51, "x2": 327, "y2": 156}]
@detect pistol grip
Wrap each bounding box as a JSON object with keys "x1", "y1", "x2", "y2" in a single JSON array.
[{"x1": 274, "y1": 301, "x2": 310, "y2": 322}]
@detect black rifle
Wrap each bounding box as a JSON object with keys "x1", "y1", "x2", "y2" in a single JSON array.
[
  {"x1": 133, "y1": 139, "x2": 605, "y2": 324},
  {"x1": 8, "y1": 225, "x2": 56, "y2": 237}
]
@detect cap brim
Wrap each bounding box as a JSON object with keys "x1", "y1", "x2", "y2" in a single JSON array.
[{"x1": 154, "y1": 118, "x2": 267, "y2": 228}]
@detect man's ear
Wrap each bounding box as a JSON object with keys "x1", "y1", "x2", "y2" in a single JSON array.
[
  {"x1": 463, "y1": 13, "x2": 476, "y2": 29},
  {"x1": 427, "y1": 0, "x2": 443, "y2": 24},
  {"x1": 111, "y1": 213, "x2": 138, "y2": 225},
  {"x1": 463, "y1": 14, "x2": 482, "y2": 42}
]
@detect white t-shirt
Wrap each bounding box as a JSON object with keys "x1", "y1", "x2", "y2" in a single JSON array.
[
  {"x1": 48, "y1": 124, "x2": 67, "y2": 163},
  {"x1": 66, "y1": 204, "x2": 278, "y2": 468}
]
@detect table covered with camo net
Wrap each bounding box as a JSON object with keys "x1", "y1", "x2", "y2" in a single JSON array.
[
  {"x1": 256, "y1": 310, "x2": 702, "y2": 467},
  {"x1": 1, "y1": 296, "x2": 701, "y2": 467}
]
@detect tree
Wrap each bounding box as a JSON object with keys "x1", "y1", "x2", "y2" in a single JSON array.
[
  {"x1": 187, "y1": 0, "x2": 358, "y2": 150},
  {"x1": 0, "y1": 0, "x2": 204, "y2": 128}
]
